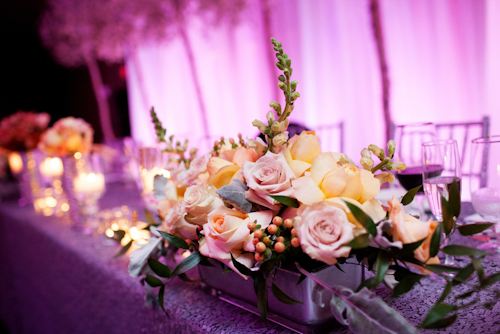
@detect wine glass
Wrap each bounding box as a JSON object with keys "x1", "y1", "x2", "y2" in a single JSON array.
[
  {"x1": 470, "y1": 135, "x2": 500, "y2": 249},
  {"x1": 394, "y1": 123, "x2": 439, "y2": 217},
  {"x1": 422, "y1": 139, "x2": 462, "y2": 266}
]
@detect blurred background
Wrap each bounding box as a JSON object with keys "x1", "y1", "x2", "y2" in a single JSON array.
[{"x1": 1, "y1": 0, "x2": 499, "y2": 159}]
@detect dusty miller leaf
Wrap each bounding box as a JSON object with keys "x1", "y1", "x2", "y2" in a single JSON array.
[
  {"x1": 216, "y1": 179, "x2": 253, "y2": 213},
  {"x1": 153, "y1": 174, "x2": 169, "y2": 201}
]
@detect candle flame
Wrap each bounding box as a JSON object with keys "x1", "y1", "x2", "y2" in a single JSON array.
[{"x1": 130, "y1": 227, "x2": 140, "y2": 240}]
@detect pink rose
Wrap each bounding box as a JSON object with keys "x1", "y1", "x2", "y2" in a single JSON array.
[
  {"x1": 199, "y1": 206, "x2": 272, "y2": 277},
  {"x1": 163, "y1": 203, "x2": 197, "y2": 240},
  {"x1": 295, "y1": 201, "x2": 354, "y2": 265},
  {"x1": 175, "y1": 156, "x2": 207, "y2": 187},
  {"x1": 242, "y1": 151, "x2": 296, "y2": 211}
]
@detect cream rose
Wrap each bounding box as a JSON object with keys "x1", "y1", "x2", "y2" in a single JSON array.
[
  {"x1": 295, "y1": 201, "x2": 354, "y2": 265},
  {"x1": 388, "y1": 196, "x2": 439, "y2": 264},
  {"x1": 283, "y1": 131, "x2": 321, "y2": 177},
  {"x1": 163, "y1": 203, "x2": 197, "y2": 240},
  {"x1": 293, "y1": 153, "x2": 380, "y2": 206},
  {"x1": 183, "y1": 183, "x2": 223, "y2": 225},
  {"x1": 199, "y1": 207, "x2": 273, "y2": 277},
  {"x1": 242, "y1": 151, "x2": 296, "y2": 211}
]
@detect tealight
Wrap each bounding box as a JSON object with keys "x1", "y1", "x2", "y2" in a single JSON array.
[
  {"x1": 8, "y1": 152, "x2": 23, "y2": 174},
  {"x1": 39, "y1": 157, "x2": 63, "y2": 177},
  {"x1": 73, "y1": 172, "x2": 105, "y2": 195}
]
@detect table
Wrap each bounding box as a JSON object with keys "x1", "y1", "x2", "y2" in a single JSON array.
[{"x1": 1, "y1": 182, "x2": 499, "y2": 334}]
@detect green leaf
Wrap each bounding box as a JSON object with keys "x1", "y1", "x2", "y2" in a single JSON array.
[
  {"x1": 481, "y1": 273, "x2": 500, "y2": 288},
  {"x1": 268, "y1": 195, "x2": 299, "y2": 208},
  {"x1": 343, "y1": 201, "x2": 377, "y2": 236},
  {"x1": 343, "y1": 234, "x2": 371, "y2": 249},
  {"x1": 222, "y1": 268, "x2": 232, "y2": 274},
  {"x1": 271, "y1": 282, "x2": 303, "y2": 305},
  {"x1": 178, "y1": 273, "x2": 197, "y2": 282},
  {"x1": 170, "y1": 252, "x2": 203, "y2": 278},
  {"x1": 402, "y1": 238, "x2": 426, "y2": 253},
  {"x1": 145, "y1": 274, "x2": 163, "y2": 287},
  {"x1": 437, "y1": 281, "x2": 453, "y2": 303},
  {"x1": 401, "y1": 185, "x2": 422, "y2": 205},
  {"x1": 392, "y1": 275, "x2": 424, "y2": 297},
  {"x1": 254, "y1": 272, "x2": 268, "y2": 321},
  {"x1": 158, "y1": 231, "x2": 189, "y2": 249},
  {"x1": 456, "y1": 290, "x2": 476, "y2": 299},
  {"x1": 158, "y1": 284, "x2": 170, "y2": 317},
  {"x1": 441, "y1": 196, "x2": 454, "y2": 236},
  {"x1": 148, "y1": 259, "x2": 171, "y2": 278},
  {"x1": 420, "y1": 303, "x2": 457, "y2": 328},
  {"x1": 429, "y1": 223, "x2": 443, "y2": 258},
  {"x1": 296, "y1": 273, "x2": 306, "y2": 286},
  {"x1": 260, "y1": 258, "x2": 277, "y2": 277},
  {"x1": 356, "y1": 277, "x2": 376, "y2": 292},
  {"x1": 425, "y1": 264, "x2": 461, "y2": 274},
  {"x1": 113, "y1": 240, "x2": 133, "y2": 258},
  {"x1": 422, "y1": 314, "x2": 457, "y2": 329},
  {"x1": 458, "y1": 223, "x2": 495, "y2": 236},
  {"x1": 230, "y1": 252, "x2": 253, "y2": 277},
  {"x1": 449, "y1": 178, "x2": 461, "y2": 218},
  {"x1": 453, "y1": 264, "x2": 474, "y2": 284},
  {"x1": 374, "y1": 250, "x2": 390, "y2": 286},
  {"x1": 471, "y1": 257, "x2": 484, "y2": 281},
  {"x1": 442, "y1": 245, "x2": 488, "y2": 257}
]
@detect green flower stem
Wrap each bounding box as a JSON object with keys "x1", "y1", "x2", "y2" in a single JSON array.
[{"x1": 371, "y1": 158, "x2": 390, "y2": 173}]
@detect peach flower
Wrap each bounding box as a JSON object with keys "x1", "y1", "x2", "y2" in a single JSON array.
[
  {"x1": 282, "y1": 131, "x2": 321, "y2": 178},
  {"x1": 207, "y1": 147, "x2": 260, "y2": 189},
  {"x1": 388, "y1": 196, "x2": 440, "y2": 265},
  {"x1": 292, "y1": 152, "x2": 380, "y2": 205},
  {"x1": 199, "y1": 207, "x2": 273, "y2": 277}
]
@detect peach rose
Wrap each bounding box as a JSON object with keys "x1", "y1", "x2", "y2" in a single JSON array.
[
  {"x1": 199, "y1": 207, "x2": 273, "y2": 277},
  {"x1": 242, "y1": 151, "x2": 296, "y2": 211},
  {"x1": 388, "y1": 196, "x2": 439, "y2": 265},
  {"x1": 293, "y1": 153, "x2": 380, "y2": 205},
  {"x1": 294, "y1": 201, "x2": 354, "y2": 265},
  {"x1": 183, "y1": 183, "x2": 223, "y2": 225},
  {"x1": 283, "y1": 131, "x2": 321, "y2": 177},
  {"x1": 207, "y1": 147, "x2": 260, "y2": 189}
]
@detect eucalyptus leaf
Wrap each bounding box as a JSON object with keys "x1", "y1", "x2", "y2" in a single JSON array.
[
  {"x1": 437, "y1": 281, "x2": 453, "y2": 303},
  {"x1": 458, "y1": 223, "x2": 495, "y2": 236},
  {"x1": 424, "y1": 264, "x2": 461, "y2": 274},
  {"x1": 401, "y1": 185, "x2": 422, "y2": 206},
  {"x1": 148, "y1": 258, "x2": 171, "y2": 278},
  {"x1": 216, "y1": 179, "x2": 253, "y2": 213},
  {"x1": 442, "y1": 245, "x2": 488, "y2": 257},
  {"x1": 429, "y1": 223, "x2": 443, "y2": 258},
  {"x1": 271, "y1": 282, "x2": 303, "y2": 305},
  {"x1": 269, "y1": 195, "x2": 299, "y2": 208},
  {"x1": 330, "y1": 287, "x2": 420, "y2": 334},
  {"x1": 145, "y1": 274, "x2": 163, "y2": 287},
  {"x1": 158, "y1": 231, "x2": 189, "y2": 250},
  {"x1": 230, "y1": 252, "x2": 253, "y2": 277},
  {"x1": 113, "y1": 240, "x2": 133, "y2": 259},
  {"x1": 421, "y1": 314, "x2": 457, "y2": 329},
  {"x1": 441, "y1": 196, "x2": 454, "y2": 236},
  {"x1": 153, "y1": 174, "x2": 168, "y2": 201},
  {"x1": 344, "y1": 234, "x2": 371, "y2": 249},
  {"x1": 343, "y1": 201, "x2": 377, "y2": 236},
  {"x1": 402, "y1": 238, "x2": 426, "y2": 253},
  {"x1": 481, "y1": 273, "x2": 500, "y2": 288},
  {"x1": 392, "y1": 275, "x2": 424, "y2": 297},
  {"x1": 449, "y1": 178, "x2": 461, "y2": 218},
  {"x1": 453, "y1": 264, "x2": 474, "y2": 284},
  {"x1": 170, "y1": 252, "x2": 203, "y2": 278},
  {"x1": 420, "y1": 303, "x2": 457, "y2": 328}
]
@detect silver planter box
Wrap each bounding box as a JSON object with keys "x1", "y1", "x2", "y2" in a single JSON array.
[{"x1": 199, "y1": 261, "x2": 364, "y2": 332}]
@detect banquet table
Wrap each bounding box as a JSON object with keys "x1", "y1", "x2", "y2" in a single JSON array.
[{"x1": 1, "y1": 181, "x2": 500, "y2": 334}]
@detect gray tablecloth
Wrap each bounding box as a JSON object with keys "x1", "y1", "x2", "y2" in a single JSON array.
[{"x1": 0, "y1": 182, "x2": 499, "y2": 334}]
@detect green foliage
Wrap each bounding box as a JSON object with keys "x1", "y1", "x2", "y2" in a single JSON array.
[
  {"x1": 271, "y1": 282, "x2": 303, "y2": 305},
  {"x1": 458, "y1": 223, "x2": 494, "y2": 236},
  {"x1": 113, "y1": 239, "x2": 133, "y2": 259},
  {"x1": 268, "y1": 195, "x2": 299, "y2": 208},
  {"x1": 343, "y1": 234, "x2": 371, "y2": 249},
  {"x1": 148, "y1": 259, "x2": 171, "y2": 278},
  {"x1": 401, "y1": 185, "x2": 422, "y2": 206},
  {"x1": 158, "y1": 231, "x2": 189, "y2": 250},
  {"x1": 343, "y1": 201, "x2": 377, "y2": 236}
]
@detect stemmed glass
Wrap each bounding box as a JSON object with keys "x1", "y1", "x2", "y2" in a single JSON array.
[
  {"x1": 470, "y1": 135, "x2": 500, "y2": 250},
  {"x1": 422, "y1": 139, "x2": 462, "y2": 265},
  {"x1": 394, "y1": 123, "x2": 439, "y2": 218}
]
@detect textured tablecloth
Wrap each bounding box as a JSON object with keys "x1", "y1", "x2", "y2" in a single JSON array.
[{"x1": 0, "y1": 182, "x2": 499, "y2": 334}]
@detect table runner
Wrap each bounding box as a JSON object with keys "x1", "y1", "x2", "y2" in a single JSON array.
[{"x1": 0, "y1": 182, "x2": 499, "y2": 333}]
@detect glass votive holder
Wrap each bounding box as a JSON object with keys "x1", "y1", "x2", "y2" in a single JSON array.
[{"x1": 138, "y1": 146, "x2": 171, "y2": 215}]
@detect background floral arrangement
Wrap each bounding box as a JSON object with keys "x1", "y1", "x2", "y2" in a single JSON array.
[
  {"x1": 38, "y1": 116, "x2": 94, "y2": 156},
  {"x1": 128, "y1": 39, "x2": 499, "y2": 333},
  {"x1": 0, "y1": 110, "x2": 50, "y2": 152}
]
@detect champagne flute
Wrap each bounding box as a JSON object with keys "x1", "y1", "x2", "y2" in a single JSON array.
[
  {"x1": 422, "y1": 139, "x2": 462, "y2": 266},
  {"x1": 394, "y1": 123, "x2": 439, "y2": 218},
  {"x1": 470, "y1": 135, "x2": 500, "y2": 250}
]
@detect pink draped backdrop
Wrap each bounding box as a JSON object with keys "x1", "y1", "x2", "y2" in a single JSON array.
[{"x1": 126, "y1": 0, "x2": 499, "y2": 160}]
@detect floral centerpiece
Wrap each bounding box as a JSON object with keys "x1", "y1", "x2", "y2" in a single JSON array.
[
  {"x1": 129, "y1": 39, "x2": 499, "y2": 333},
  {"x1": 0, "y1": 110, "x2": 50, "y2": 153},
  {"x1": 38, "y1": 116, "x2": 94, "y2": 156}
]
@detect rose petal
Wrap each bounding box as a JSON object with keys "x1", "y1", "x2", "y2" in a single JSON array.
[{"x1": 293, "y1": 176, "x2": 326, "y2": 205}]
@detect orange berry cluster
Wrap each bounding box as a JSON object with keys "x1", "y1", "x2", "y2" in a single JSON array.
[{"x1": 247, "y1": 216, "x2": 300, "y2": 262}]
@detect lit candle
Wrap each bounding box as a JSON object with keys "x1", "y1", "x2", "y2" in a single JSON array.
[
  {"x1": 73, "y1": 172, "x2": 105, "y2": 195},
  {"x1": 8, "y1": 152, "x2": 23, "y2": 174},
  {"x1": 40, "y1": 157, "x2": 63, "y2": 177},
  {"x1": 141, "y1": 167, "x2": 170, "y2": 193}
]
